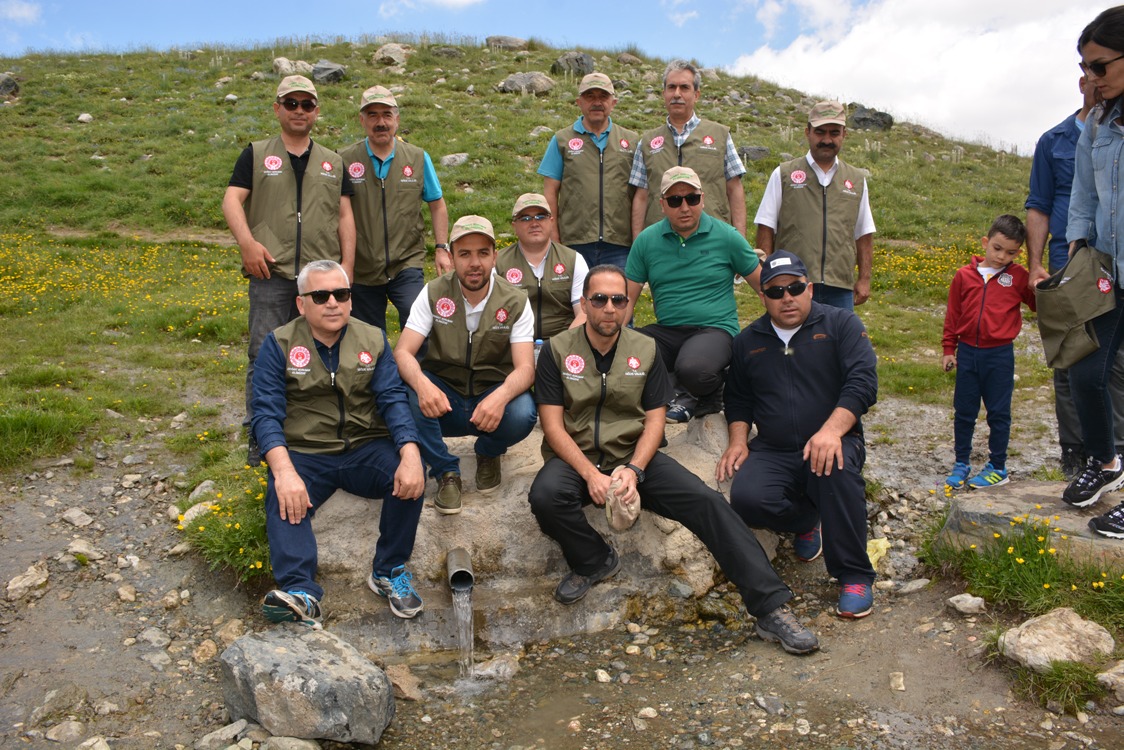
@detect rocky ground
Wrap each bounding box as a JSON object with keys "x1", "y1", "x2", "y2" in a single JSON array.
[{"x1": 2, "y1": 372, "x2": 1123, "y2": 747}]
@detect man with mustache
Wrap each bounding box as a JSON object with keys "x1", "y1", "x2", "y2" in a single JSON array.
[
  {"x1": 537, "y1": 72, "x2": 638, "y2": 270},
  {"x1": 754, "y1": 101, "x2": 876, "y2": 310},
  {"x1": 340, "y1": 85, "x2": 450, "y2": 331}
]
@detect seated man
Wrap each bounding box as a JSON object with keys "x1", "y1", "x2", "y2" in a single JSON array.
[
  {"x1": 717, "y1": 251, "x2": 879, "y2": 619},
  {"x1": 626, "y1": 167, "x2": 760, "y2": 423},
  {"x1": 529, "y1": 264, "x2": 818, "y2": 655},
  {"x1": 252, "y1": 260, "x2": 425, "y2": 628},
  {"x1": 495, "y1": 192, "x2": 588, "y2": 340},
  {"x1": 394, "y1": 215, "x2": 538, "y2": 515}
]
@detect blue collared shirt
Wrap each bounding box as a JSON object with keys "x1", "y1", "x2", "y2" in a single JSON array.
[
  {"x1": 1026, "y1": 112, "x2": 1080, "y2": 271},
  {"x1": 536, "y1": 116, "x2": 615, "y2": 180},
  {"x1": 364, "y1": 139, "x2": 443, "y2": 202}
]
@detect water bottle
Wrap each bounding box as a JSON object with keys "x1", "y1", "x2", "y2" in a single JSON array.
[{"x1": 534, "y1": 339, "x2": 543, "y2": 367}]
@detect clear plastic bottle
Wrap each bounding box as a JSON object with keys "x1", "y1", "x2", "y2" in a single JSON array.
[{"x1": 534, "y1": 339, "x2": 544, "y2": 367}]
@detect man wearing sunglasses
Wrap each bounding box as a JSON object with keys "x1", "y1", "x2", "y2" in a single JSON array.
[
  {"x1": 717, "y1": 250, "x2": 878, "y2": 620},
  {"x1": 251, "y1": 260, "x2": 425, "y2": 629},
  {"x1": 754, "y1": 101, "x2": 875, "y2": 311},
  {"x1": 626, "y1": 167, "x2": 761, "y2": 423},
  {"x1": 496, "y1": 193, "x2": 588, "y2": 340},
  {"x1": 340, "y1": 85, "x2": 450, "y2": 332},
  {"x1": 223, "y1": 74, "x2": 357, "y2": 467},
  {"x1": 527, "y1": 264, "x2": 818, "y2": 655}
]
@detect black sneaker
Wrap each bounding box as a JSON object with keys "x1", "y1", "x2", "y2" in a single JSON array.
[
  {"x1": 1089, "y1": 502, "x2": 1124, "y2": 539},
  {"x1": 1060, "y1": 447, "x2": 1086, "y2": 480},
  {"x1": 1062, "y1": 455, "x2": 1124, "y2": 508},
  {"x1": 262, "y1": 589, "x2": 323, "y2": 629},
  {"x1": 554, "y1": 548, "x2": 621, "y2": 605},
  {"x1": 754, "y1": 605, "x2": 819, "y2": 654}
]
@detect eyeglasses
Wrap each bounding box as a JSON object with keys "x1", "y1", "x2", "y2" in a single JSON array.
[
  {"x1": 301, "y1": 288, "x2": 351, "y2": 304},
  {"x1": 586, "y1": 293, "x2": 628, "y2": 308},
  {"x1": 664, "y1": 193, "x2": 702, "y2": 208},
  {"x1": 514, "y1": 213, "x2": 550, "y2": 223},
  {"x1": 1081, "y1": 53, "x2": 1124, "y2": 78},
  {"x1": 279, "y1": 98, "x2": 318, "y2": 112},
  {"x1": 762, "y1": 281, "x2": 808, "y2": 300}
]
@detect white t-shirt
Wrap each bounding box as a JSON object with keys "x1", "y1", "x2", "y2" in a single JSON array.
[
  {"x1": 771, "y1": 322, "x2": 801, "y2": 347},
  {"x1": 523, "y1": 250, "x2": 589, "y2": 307},
  {"x1": 754, "y1": 152, "x2": 876, "y2": 239},
  {"x1": 405, "y1": 276, "x2": 535, "y2": 342}
]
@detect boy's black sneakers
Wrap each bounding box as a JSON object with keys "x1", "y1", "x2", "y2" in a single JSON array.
[{"x1": 1062, "y1": 455, "x2": 1124, "y2": 508}]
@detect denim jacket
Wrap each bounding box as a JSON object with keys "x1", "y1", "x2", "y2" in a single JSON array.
[{"x1": 1069, "y1": 99, "x2": 1124, "y2": 286}]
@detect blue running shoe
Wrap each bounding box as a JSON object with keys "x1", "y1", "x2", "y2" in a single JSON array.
[
  {"x1": 368, "y1": 565, "x2": 424, "y2": 619},
  {"x1": 945, "y1": 462, "x2": 970, "y2": 490},
  {"x1": 837, "y1": 582, "x2": 873, "y2": 619},
  {"x1": 967, "y1": 462, "x2": 1008, "y2": 490},
  {"x1": 262, "y1": 589, "x2": 323, "y2": 629}
]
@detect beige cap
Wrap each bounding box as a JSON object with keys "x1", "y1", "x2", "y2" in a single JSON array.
[
  {"x1": 276, "y1": 75, "x2": 318, "y2": 99},
  {"x1": 359, "y1": 85, "x2": 398, "y2": 112},
  {"x1": 808, "y1": 100, "x2": 846, "y2": 127},
  {"x1": 511, "y1": 193, "x2": 551, "y2": 219},
  {"x1": 450, "y1": 215, "x2": 496, "y2": 243},
  {"x1": 578, "y1": 72, "x2": 615, "y2": 96},
  {"x1": 660, "y1": 166, "x2": 703, "y2": 195}
]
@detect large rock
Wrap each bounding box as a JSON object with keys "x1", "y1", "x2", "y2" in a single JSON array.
[
  {"x1": 272, "y1": 57, "x2": 297, "y2": 76},
  {"x1": 220, "y1": 627, "x2": 394, "y2": 745},
  {"x1": 372, "y1": 43, "x2": 411, "y2": 67},
  {"x1": 849, "y1": 104, "x2": 893, "y2": 131},
  {"x1": 551, "y1": 51, "x2": 594, "y2": 77},
  {"x1": 998, "y1": 608, "x2": 1115, "y2": 673},
  {"x1": 312, "y1": 60, "x2": 345, "y2": 84},
  {"x1": 497, "y1": 72, "x2": 555, "y2": 95},
  {"x1": 431, "y1": 46, "x2": 464, "y2": 59},
  {"x1": 486, "y1": 35, "x2": 528, "y2": 51},
  {"x1": 7, "y1": 561, "x2": 48, "y2": 601},
  {"x1": 1097, "y1": 660, "x2": 1124, "y2": 701},
  {"x1": 617, "y1": 52, "x2": 642, "y2": 66},
  {"x1": 0, "y1": 73, "x2": 18, "y2": 98}
]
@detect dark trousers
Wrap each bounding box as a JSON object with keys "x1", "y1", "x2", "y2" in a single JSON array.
[
  {"x1": 350, "y1": 267, "x2": 425, "y2": 333},
  {"x1": 730, "y1": 437, "x2": 874, "y2": 586},
  {"x1": 265, "y1": 439, "x2": 423, "y2": 600},
  {"x1": 1071, "y1": 287, "x2": 1124, "y2": 463},
  {"x1": 528, "y1": 453, "x2": 792, "y2": 617},
  {"x1": 569, "y1": 241, "x2": 630, "y2": 271},
  {"x1": 812, "y1": 283, "x2": 854, "y2": 311},
  {"x1": 245, "y1": 277, "x2": 299, "y2": 428},
  {"x1": 953, "y1": 342, "x2": 1014, "y2": 468},
  {"x1": 636, "y1": 324, "x2": 732, "y2": 402}
]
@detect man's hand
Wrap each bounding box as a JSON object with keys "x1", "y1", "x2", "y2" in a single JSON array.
[
  {"x1": 241, "y1": 240, "x2": 276, "y2": 279},
  {"x1": 853, "y1": 278, "x2": 871, "y2": 306},
  {"x1": 585, "y1": 470, "x2": 615, "y2": 507},
  {"x1": 416, "y1": 378, "x2": 452, "y2": 419},
  {"x1": 1028, "y1": 266, "x2": 1051, "y2": 288},
  {"x1": 470, "y1": 389, "x2": 509, "y2": 433},
  {"x1": 609, "y1": 465, "x2": 640, "y2": 508},
  {"x1": 393, "y1": 444, "x2": 425, "y2": 500},
  {"x1": 274, "y1": 468, "x2": 312, "y2": 524},
  {"x1": 716, "y1": 442, "x2": 749, "y2": 483},
  {"x1": 435, "y1": 249, "x2": 453, "y2": 275},
  {"x1": 803, "y1": 428, "x2": 844, "y2": 477}
]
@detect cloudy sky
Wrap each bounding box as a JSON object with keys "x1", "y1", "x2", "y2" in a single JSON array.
[{"x1": 0, "y1": 0, "x2": 1107, "y2": 153}]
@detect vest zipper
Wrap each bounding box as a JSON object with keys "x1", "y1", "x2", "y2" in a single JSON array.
[
  {"x1": 328, "y1": 350, "x2": 348, "y2": 450},
  {"x1": 294, "y1": 155, "x2": 304, "y2": 276},
  {"x1": 379, "y1": 177, "x2": 392, "y2": 279},
  {"x1": 598, "y1": 148, "x2": 605, "y2": 242},
  {"x1": 819, "y1": 185, "x2": 828, "y2": 284},
  {"x1": 594, "y1": 371, "x2": 607, "y2": 468},
  {"x1": 465, "y1": 330, "x2": 475, "y2": 396},
  {"x1": 535, "y1": 275, "x2": 543, "y2": 340}
]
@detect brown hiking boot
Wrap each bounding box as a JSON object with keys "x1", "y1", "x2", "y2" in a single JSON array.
[
  {"x1": 475, "y1": 454, "x2": 501, "y2": 493},
  {"x1": 435, "y1": 472, "x2": 462, "y2": 515}
]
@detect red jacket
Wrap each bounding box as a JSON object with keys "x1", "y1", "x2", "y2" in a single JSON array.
[{"x1": 942, "y1": 256, "x2": 1036, "y2": 354}]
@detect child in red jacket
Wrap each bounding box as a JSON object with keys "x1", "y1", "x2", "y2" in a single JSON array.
[{"x1": 942, "y1": 215, "x2": 1036, "y2": 490}]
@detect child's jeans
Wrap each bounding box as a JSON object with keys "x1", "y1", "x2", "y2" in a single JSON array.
[{"x1": 953, "y1": 342, "x2": 1014, "y2": 468}]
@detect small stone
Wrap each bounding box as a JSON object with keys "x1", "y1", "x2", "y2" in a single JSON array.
[
  {"x1": 167, "y1": 542, "x2": 192, "y2": 556},
  {"x1": 385, "y1": 663, "x2": 423, "y2": 701},
  {"x1": 160, "y1": 590, "x2": 180, "y2": 609},
  {"x1": 896, "y1": 578, "x2": 930, "y2": 595},
  {"x1": 755, "y1": 694, "x2": 785, "y2": 715},
  {"x1": 117, "y1": 585, "x2": 137, "y2": 602},
  {"x1": 567, "y1": 719, "x2": 581, "y2": 732},
  {"x1": 668, "y1": 580, "x2": 694, "y2": 598},
  {"x1": 947, "y1": 593, "x2": 986, "y2": 614},
  {"x1": 188, "y1": 480, "x2": 216, "y2": 502},
  {"x1": 632, "y1": 717, "x2": 648, "y2": 730},
  {"x1": 7, "y1": 562, "x2": 49, "y2": 600},
  {"x1": 626, "y1": 622, "x2": 641, "y2": 634},
  {"x1": 625, "y1": 645, "x2": 641, "y2": 655},
  {"x1": 215, "y1": 619, "x2": 245, "y2": 647},
  {"x1": 67, "y1": 539, "x2": 106, "y2": 560},
  {"x1": 890, "y1": 672, "x2": 905, "y2": 691},
  {"x1": 46, "y1": 721, "x2": 84, "y2": 742},
  {"x1": 94, "y1": 700, "x2": 121, "y2": 716},
  {"x1": 78, "y1": 737, "x2": 111, "y2": 750},
  {"x1": 138, "y1": 627, "x2": 170, "y2": 648},
  {"x1": 594, "y1": 668, "x2": 611, "y2": 683},
  {"x1": 638, "y1": 707, "x2": 658, "y2": 718},
  {"x1": 440, "y1": 153, "x2": 468, "y2": 168},
  {"x1": 795, "y1": 718, "x2": 811, "y2": 735},
  {"x1": 225, "y1": 94, "x2": 238, "y2": 103},
  {"x1": 193, "y1": 639, "x2": 218, "y2": 663},
  {"x1": 62, "y1": 507, "x2": 94, "y2": 527},
  {"x1": 77, "y1": 113, "x2": 93, "y2": 123}
]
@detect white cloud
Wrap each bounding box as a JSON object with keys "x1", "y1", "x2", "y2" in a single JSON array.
[
  {"x1": 0, "y1": 0, "x2": 41, "y2": 24},
  {"x1": 669, "y1": 11, "x2": 699, "y2": 28}
]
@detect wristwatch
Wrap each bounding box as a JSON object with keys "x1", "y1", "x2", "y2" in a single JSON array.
[
  {"x1": 434, "y1": 243, "x2": 449, "y2": 251},
  {"x1": 624, "y1": 463, "x2": 645, "y2": 483}
]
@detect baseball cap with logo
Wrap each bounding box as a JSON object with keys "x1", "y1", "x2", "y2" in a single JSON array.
[
  {"x1": 760, "y1": 250, "x2": 810, "y2": 285},
  {"x1": 808, "y1": 100, "x2": 847, "y2": 128},
  {"x1": 578, "y1": 72, "x2": 615, "y2": 96},
  {"x1": 660, "y1": 166, "x2": 703, "y2": 195},
  {"x1": 511, "y1": 193, "x2": 551, "y2": 219},
  {"x1": 359, "y1": 85, "x2": 398, "y2": 112},
  {"x1": 276, "y1": 75, "x2": 318, "y2": 100},
  {"x1": 450, "y1": 215, "x2": 496, "y2": 244}
]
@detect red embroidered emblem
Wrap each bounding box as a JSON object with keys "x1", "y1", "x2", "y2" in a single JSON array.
[
  {"x1": 650, "y1": 136, "x2": 665, "y2": 149},
  {"x1": 844, "y1": 179, "x2": 854, "y2": 190},
  {"x1": 348, "y1": 162, "x2": 365, "y2": 179},
  {"x1": 495, "y1": 307, "x2": 509, "y2": 323},
  {"x1": 568, "y1": 138, "x2": 584, "y2": 151},
  {"x1": 565, "y1": 354, "x2": 585, "y2": 374},
  {"x1": 263, "y1": 155, "x2": 283, "y2": 171},
  {"x1": 505, "y1": 268, "x2": 523, "y2": 284},
  {"x1": 703, "y1": 135, "x2": 714, "y2": 145},
  {"x1": 321, "y1": 161, "x2": 333, "y2": 172},
  {"x1": 1099, "y1": 278, "x2": 1113, "y2": 294},
  {"x1": 791, "y1": 170, "x2": 807, "y2": 185},
  {"x1": 436, "y1": 297, "x2": 456, "y2": 318},
  {"x1": 627, "y1": 356, "x2": 641, "y2": 370},
  {"x1": 289, "y1": 346, "x2": 311, "y2": 368},
  {"x1": 358, "y1": 351, "x2": 373, "y2": 365},
  {"x1": 620, "y1": 139, "x2": 630, "y2": 149},
  {"x1": 553, "y1": 263, "x2": 566, "y2": 275},
  {"x1": 403, "y1": 165, "x2": 414, "y2": 178}
]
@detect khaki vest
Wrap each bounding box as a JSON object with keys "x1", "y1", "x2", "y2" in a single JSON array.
[
  {"x1": 638, "y1": 120, "x2": 731, "y2": 229},
  {"x1": 495, "y1": 241, "x2": 577, "y2": 340},
  {"x1": 775, "y1": 157, "x2": 865, "y2": 288},
  {"x1": 272, "y1": 318, "x2": 390, "y2": 454},
  {"x1": 541, "y1": 327, "x2": 656, "y2": 470},
  {"x1": 554, "y1": 122, "x2": 638, "y2": 247},
  {"x1": 338, "y1": 138, "x2": 428, "y2": 285},
  {"x1": 245, "y1": 136, "x2": 343, "y2": 281},
  {"x1": 421, "y1": 274, "x2": 528, "y2": 396}
]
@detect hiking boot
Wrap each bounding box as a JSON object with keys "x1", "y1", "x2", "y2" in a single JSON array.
[
  {"x1": 1063, "y1": 455, "x2": 1124, "y2": 508},
  {"x1": 967, "y1": 462, "x2": 1008, "y2": 489},
  {"x1": 554, "y1": 547, "x2": 621, "y2": 605},
  {"x1": 435, "y1": 472, "x2": 462, "y2": 515},
  {"x1": 368, "y1": 565, "x2": 424, "y2": 619},
  {"x1": 837, "y1": 582, "x2": 874, "y2": 619},
  {"x1": 1061, "y1": 447, "x2": 1086, "y2": 479},
  {"x1": 262, "y1": 589, "x2": 323, "y2": 629},
  {"x1": 793, "y1": 522, "x2": 822, "y2": 562},
  {"x1": 754, "y1": 605, "x2": 819, "y2": 654},
  {"x1": 475, "y1": 454, "x2": 501, "y2": 494},
  {"x1": 945, "y1": 462, "x2": 970, "y2": 490},
  {"x1": 1089, "y1": 501, "x2": 1124, "y2": 539}
]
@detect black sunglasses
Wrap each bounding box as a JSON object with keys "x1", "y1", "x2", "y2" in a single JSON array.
[
  {"x1": 280, "y1": 98, "x2": 318, "y2": 112},
  {"x1": 586, "y1": 293, "x2": 628, "y2": 308},
  {"x1": 664, "y1": 193, "x2": 702, "y2": 208},
  {"x1": 514, "y1": 213, "x2": 550, "y2": 223},
  {"x1": 1081, "y1": 53, "x2": 1124, "y2": 78},
  {"x1": 762, "y1": 281, "x2": 808, "y2": 300},
  {"x1": 302, "y1": 288, "x2": 351, "y2": 304}
]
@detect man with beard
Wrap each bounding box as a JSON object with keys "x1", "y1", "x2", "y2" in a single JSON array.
[{"x1": 754, "y1": 101, "x2": 875, "y2": 310}]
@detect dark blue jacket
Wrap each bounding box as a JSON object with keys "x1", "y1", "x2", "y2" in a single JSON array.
[{"x1": 1026, "y1": 112, "x2": 1080, "y2": 272}]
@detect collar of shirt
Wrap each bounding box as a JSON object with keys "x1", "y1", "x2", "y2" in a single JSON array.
[
  {"x1": 666, "y1": 114, "x2": 701, "y2": 147},
  {"x1": 365, "y1": 138, "x2": 397, "y2": 180},
  {"x1": 574, "y1": 116, "x2": 613, "y2": 150},
  {"x1": 461, "y1": 276, "x2": 497, "y2": 334},
  {"x1": 660, "y1": 211, "x2": 714, "y2": 243},
  {"x1": 803, "y1": 151, "x2": 839, "y2": 185}
]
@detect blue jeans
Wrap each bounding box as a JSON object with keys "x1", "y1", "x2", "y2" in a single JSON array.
[
  {"x1": 351, "y1": 267, "x2": 425, "y2": 333},
  {"x1": 245, "y1": 277, "x2": 299, "y2": 428},
  {"x1": 569, "y1": 241, "x2": 630, "y2": 271},
  {"x1": 265, "y1": 439, "x2": 424, "y2": 600},
  {"x1": 953, "y1": 343, "x2": 1014, "y2": 468},
  {"x1": 812, "y1": 283, "x2": 854, "y2": 310},
  {"x1": 407, "y1": 372, "x2": 537, "y2": 477},
  {"x1": 1071, "y1": 287, "x2": 1124, "y2": 463}
]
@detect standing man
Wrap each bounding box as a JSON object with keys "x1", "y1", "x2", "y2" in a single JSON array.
[
  {"x1": 1026, "y1": 77, "x2": 1124, "y2": 477},
  {"x1": 253, "y1": 260, "x2": 425, "y2": 628},
  {"x1": 223, "y1": 75, "x2": 356, "y2": 466},
  {"x1": 340, "y1": 85, "x2": 451, "y2": 331},
  {"x1": 538, "y1": 72, "x2": 638, "y2": 270},
  {"x1": 629, "y1": 60, "x2": 747, "y2": 238},
  {"x1": 754, "y1": 101, "x2": 875, "y2": 310},
  {"x1": 394, "y1": 215, "x2": 538, "y2": 515},
  {"x1": 495, "y1": 193, "x2": 589, "y2": 341},
  {"x1": 528, "y1": 264, "x2": 818, "y2": 655},
  {"x1": 717, "y1": 251, "x2": 879, "y2": 620},
  {"x1": 626, "y1": 167, "x2": 760, "y2": 423}
]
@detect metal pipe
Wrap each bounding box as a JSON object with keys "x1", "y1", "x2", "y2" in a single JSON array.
[{"x1": 446, "y1": 547, "x2": 474, "y2": 591}]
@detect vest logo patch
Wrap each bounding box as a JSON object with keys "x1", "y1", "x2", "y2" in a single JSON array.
[
  {"x1": 620, "y1": 139, "x2": 630, "y2": 149},
  {"x1": 263, "y1": 155, "x2": 284, "y2": 173},
  {"x1": 627, "y1": 356, "x2": 641, "y2": 370},
  {"x1": 565, "y1": 354, "x2": 586, "y2": 375},
  {"x1": 348, "y1": 162, "x2": 365, "y2": 179},
  {"x1": 568, "y1": 137, "x2": 584, "y2": 152},
  {"x1": 435, "y1": 297, "x2": 457, "y2": 318},
  {"x1": 844, "y1": 179, "x2": 854, "y2": 190},
  {"x1": 403, "y1": 165, "x2": 414, "y2": 178},
  {"x1": 997, "y1": 273, "x2": 1013, "y2": 288},
  {"x1": 505, "y1": 268, "x2": 523, "y2": 285},
  {"x1": 358, "y1": 350, "x2": 373, "y2": 365},
  {"x1": 553, "y1": 263, "x2": 566, "y2": 276},
  {"x1": 1099, "y1": 277, "x2": 1113, "y2": 294},
  {"x1": 289, "y1": 346, "x2": 311, "y2": 368},
  {"x1": 649, "y1": 135, "x2": 665, "y2": 151},
  {"x1": 495, "y1": 307, "x2": 509, "y2": 323},
  {"x1": 321, "y1": 161, "x2": 333, "y2": 172},
  {"x1": 702, "y1": 135, "x2": 714, "y2": 145},
  {"x1": 791, "y1": 170, "x2": 807, "y2": 185}
]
